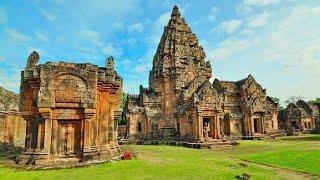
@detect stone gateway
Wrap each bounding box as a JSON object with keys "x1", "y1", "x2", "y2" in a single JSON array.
[{"x1": 18, "y1": 53, "x2": 123, "y2": 165}]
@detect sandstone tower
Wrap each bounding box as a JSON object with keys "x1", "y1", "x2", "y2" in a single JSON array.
[{"x1": 124, "y1": 6, "x2": 279, "y2": 141}]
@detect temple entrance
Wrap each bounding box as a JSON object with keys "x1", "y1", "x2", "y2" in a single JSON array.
[
  {"x1": 253, "y1": 118, "x2": 262, "y2": 133},
  {"x1": 202, "y1": 117, "x2": 215, "y2": 139},
  {"x1": 58, "y1": 121, "x2": 81, "y2": 157}
]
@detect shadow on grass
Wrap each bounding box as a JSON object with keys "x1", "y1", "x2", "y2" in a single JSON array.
[{"x1": 280, "y1": 136, "x2": 320, "y2": 142}]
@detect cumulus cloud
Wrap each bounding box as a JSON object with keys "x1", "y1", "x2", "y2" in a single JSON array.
[
  {"x1": 5, "y1": 29, "x2": 30, "y2": 42},
  {"x1": 243, "y1": 0, "x2": 280, "y2": 7},
  {"x1": 80, "y1": 29, "x2": 103, "y2": 47},
  {"x1": 101, "y1": 43, "x2": 122, "y2": 56},
  {"x1": 208, "y1": 6, "x2": 219, "y2": 22},
  {"x1": 248, "y1": 12, "x2": 270, "y2": 27},
  {"x1": 35, "y1": 32, "x2": 49, "y2": 42},
  {"x1": 128, "y1": 23, "x2": 144, "y2": 33},
  {"x1": 238, "y1": 0, "x2": 281, "y2": 13},
  {"x1": 39, "y1": 9, "x2": 56, "y2": 22},
  {"x1": 213, "y1": 19, "x2": 243, "y2": 34},
  {"x1": 112, "y1": 22, "x2": 124, "y2": 30},
  {"x1": 210, "y1": 5, "x2": 320, "y2": 103},
  {"x1": 132, "y1": 64, "x2": 147, "y2": 73}
]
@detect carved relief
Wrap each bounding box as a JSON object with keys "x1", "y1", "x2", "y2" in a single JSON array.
[
  {"x1": 55, "y1": 75, "x2": 87, "y2": 103},
  {"x1": 54, "y1": 109, "x2": 81, "y2": 119}
]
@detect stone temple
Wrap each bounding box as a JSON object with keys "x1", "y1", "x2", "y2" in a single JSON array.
[
  {"x1": 17, "y1": 51, "x2": 123, "y2": 165},
  {"x1": 124, "y1": 6, "x2": 279, "y2": 142}
]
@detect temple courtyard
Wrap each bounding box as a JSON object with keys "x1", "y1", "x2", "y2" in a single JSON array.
[{"x1": 0, "y1": 135, "x2": 319, "y2": 180}]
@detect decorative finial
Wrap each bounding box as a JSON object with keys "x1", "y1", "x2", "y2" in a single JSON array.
[
  {"x1": 106, "y1": 56, "x2": 114, "y2": 71},
  {"x1": 171, "y1": 5, "x2": 181, "y2": 18},
  {"x1": 26, "y1": 51, "x2": 39, "y2": 69}
]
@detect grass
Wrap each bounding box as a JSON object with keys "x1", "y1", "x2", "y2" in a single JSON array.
[{"x1": 0, "y1": 135, "x2": 319, "y2": 180}]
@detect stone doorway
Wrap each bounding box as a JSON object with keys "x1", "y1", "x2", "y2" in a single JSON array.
[
  {"x1": 253, "y1": 118, "x2": 262, "y2": 133},
  {"x1": 58, "y1": 121, "x2": 81, "y2": 158},
  {"x1": 202, "y1": 117, "x2": 214, "y2": 139}
]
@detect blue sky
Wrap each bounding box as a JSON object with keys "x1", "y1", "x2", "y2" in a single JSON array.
[{"x1": 0, "y1": 0, "x2": 319, "y2": 105}]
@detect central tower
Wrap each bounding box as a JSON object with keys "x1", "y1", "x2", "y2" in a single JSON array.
[{"x1": 148, "y1": 5, "x2": 212, "y2": 128}]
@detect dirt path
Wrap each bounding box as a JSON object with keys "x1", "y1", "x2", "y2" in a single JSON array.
[{"x1": 240, "y1": 159, "x2": 319, "y2": 180}]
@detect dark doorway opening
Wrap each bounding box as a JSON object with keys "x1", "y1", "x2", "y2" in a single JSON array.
[
  {"x1": 254, "y1": 118, "x2": 262, "y2": 133},
  {"x1": 137, "y1": 122, "x2": 142, "y2": 132},
  {"x1": 203, "y1": 118, "x2": 210, "y2": 138}
]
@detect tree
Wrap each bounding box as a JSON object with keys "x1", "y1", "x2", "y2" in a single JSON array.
[
  {"x1": 118, "y1": 92, "x2": 128, "y2": 125},
  {"x1": 284, "y1": 96, "x2": 304, "y2": 105},
  {"x1": 270, "y1": 97, "x2": 280, "y2": 104},
  {"x1": 308, "y1": 98, "x2": 320, "y2": 104}
]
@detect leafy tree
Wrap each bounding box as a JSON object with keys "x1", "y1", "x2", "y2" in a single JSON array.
[
  {"x1": 284, "y1": 96, "x2": 304, "y2": 105},
  {"x1": 118, "y1": 92, "x2": 128, "y2": 125},
  {"x1": 270, "y1": 97, "x2": 280, "y2": 104},
  {"x1": 308, "y1": 98, "x2": 320, "y2": 104}
]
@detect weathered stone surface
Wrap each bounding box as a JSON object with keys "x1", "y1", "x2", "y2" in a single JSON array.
[
  {"x1": 0, "y1": 86, "x2": 19, "y2": 111},
  {"x1": 18, "y1": 52, "x2": 123, "y2": 166},
  {"x1": 124, "y1": 6, "x2": 279, "y2": 142},
  {"x1": 282, "y1": 100, "x2": 319, "y2": 133},
  {"x1": 0, "y1": 112, "x2": 26, "y2": 150},
  {"x1": 0, "y1": 86, "x2": 25, "y2": 150}
]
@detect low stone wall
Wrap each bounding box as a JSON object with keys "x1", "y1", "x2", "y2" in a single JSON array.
[{"x1": 0, "y1": 111, "x2": 26, "y2": 150}]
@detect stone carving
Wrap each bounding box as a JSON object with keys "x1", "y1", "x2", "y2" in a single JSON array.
[
  {"x1": 55, "y1": 76, "x2": 86, "y2": 103},
  {"x1": 18, "y1": 54, "x2": 123, "y2": 166},
  {"x1": 282, "y1": 100, "x2": 319, "y2": 132},
  {"x1": 25, "y1": 51, "x2": 39, "y2": 69},
  {"x1": 124, "y1": 6, "x2": 279, "y2": 141}
]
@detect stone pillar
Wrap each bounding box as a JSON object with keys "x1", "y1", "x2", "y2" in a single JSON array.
[
  {"x1": 42, "y1": 112, "x2": 51, "y2": 154},
  {"x1": 262, "y1": 114, "x2": 265, "y2": 134},
  {"x1": 83, "y1": 110, "x2": 94, "y2": 153},
  {"x1": 51, "y1": 119, "x2": 58, "y2": 154},
  {"x1": 36, "y1": 119, "x2": 42, "y2": 151},
  {"x1": 108, "y1": 106, "x2": 115, "y2": 143},
  {"x1": 197, "y1": 110, "x2": 202, "y2": 141},
  {"x1": 22, "y1": 115, "x2": 31, "y2": 149}
]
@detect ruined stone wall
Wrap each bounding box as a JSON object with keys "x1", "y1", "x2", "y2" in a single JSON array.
[{"x1": 0, "y1": 112, "x2": 26, "y2": 148}]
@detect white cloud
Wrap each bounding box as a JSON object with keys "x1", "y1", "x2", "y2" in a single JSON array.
[
  {"x1": 128, "y1": 23, "x2": 144, "y2": 33},
  {"x1": 210, "y1": 5, "x2": 320, "y2": 104},
  {"x1": 80, "y1": 29, "x2": 103, "y2": 47},
  {"x1": 214, "y1": 19, "x2": 243, "y2": 34},
  {"x1": 35, "y1": 32, "x2": 48, "y2": 42},
  {"x1": 132, "y1": 64, "x2": 147, "y2": 73},
  {"x1": 238, "y1": 0, "x2": 281, "y2": 13},
  {"x1": 127, "y1": 38, "x2": 137, "y2": 45},
  {"x1": 208, "y1": 6, "x2": 219, "y2": 22},
  {"x1": 248, "y1": 12, "x2": 270, "y2": 27},
  {"x1": 101, "y1": 43, "x2": 122, "y2": 56},
  {"x1": 0, "y1": 7, "x2": 8, "y2": 24},
  {"x1": 210, "y1": 39, "x2": 255, "y2": 60},
  {"x1": 112, "y1": 22, "x2": 124, "y2": 30},
  {"x1": 243, "y1": 0, "x2": 280, "y2": 7},
  {"x1": 0, "y1": 68, "x2": 21, "y2": 93},
  {"x1": 39, "y1": 9, "x2": 56, "y2": 22},
  {"x1": 5, "y1": 29, "x2": 30, "y2": 42}
]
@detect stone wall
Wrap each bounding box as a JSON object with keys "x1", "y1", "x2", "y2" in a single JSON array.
[{"x1": 0, "y1": 111, "x2": 26, "y2": 149}]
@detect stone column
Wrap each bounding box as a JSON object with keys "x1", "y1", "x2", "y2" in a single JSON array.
[
  {"x1": 108, "y1": 106, "x2": 115, "y2": 143},
  {"x1": 22, "y1": 115, "x2": 31, "y2": 149},
  {"x1": 42, "y1": 112, "x2": 51, "y2": 154},
  {"x1": 83, "y1": 110, "x2": 94, "y2": 153},
  {"x1": 36, "y1": 119, "x2": 42, "y2": 151},
  {"x1": 51, "y1": 119, "x2": 58, "y2": 155},
  {"x1": 197, "y1": 110, "x2": 202, "y2": 141}
]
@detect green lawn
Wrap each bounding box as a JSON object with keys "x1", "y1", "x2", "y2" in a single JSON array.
[{"x1": 0, "y1": 135, "x2": 319, "y2": 180}]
